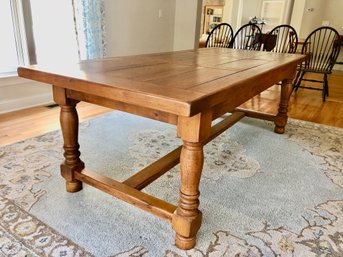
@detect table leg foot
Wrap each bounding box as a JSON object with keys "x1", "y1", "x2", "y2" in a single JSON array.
[
  {"x1": 172, "y1": 200, "x2": 202, "y2": 250},
  {"x1": 274, "y1": 78, "x2": 293, "y2": 134},
  {"x1": 274, "y1": 122, "x2": 285, "y2": 134},
  {"x1": 274, "y1": 128, "x2": 284, "y2": 134},
  {"x1": 61, "y1": 161, "x2": 84, "y2": 193},
  {"x1": 175, "y1": 234, "x2": 196, "y2": 250},
  {"x1": 274, "y1": 127, "x2": 284, "y2": 134},
  {"x1": 66, "y1": 180, "x2": 83, "y2": 193}
]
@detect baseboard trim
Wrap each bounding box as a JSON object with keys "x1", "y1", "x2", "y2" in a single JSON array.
[
  {"x1": 0, "y1": 93, "x2": 54, "y2": 114},
  {"x1": 333, "y1": 63, "x2": 343, "y2": 71}
]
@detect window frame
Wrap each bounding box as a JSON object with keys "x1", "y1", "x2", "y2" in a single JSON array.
[{"x1": 1, "y1": 0, "x2": 29, "y2": 78}]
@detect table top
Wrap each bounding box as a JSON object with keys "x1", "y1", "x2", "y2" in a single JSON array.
[{"x1": 18, "y1": 48, "x2": 305, "y2": 117}]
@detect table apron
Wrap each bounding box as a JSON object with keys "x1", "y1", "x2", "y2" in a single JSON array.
[{"x1": 66, "y1": 89, "x2": 178, "y2": 125}]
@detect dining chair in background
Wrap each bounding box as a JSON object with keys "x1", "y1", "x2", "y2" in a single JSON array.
[
  {"x1": 205, "y1": 23, "x2": 234, "y2": 48},
  {"x1": 230, "y1": 24, "x2": 262, "y2": 50},
  {"x1": 269, "y1": 24, "x2": 298, "y2": 53},
  {"x1": 293, "y1": 26, "x2": 341, "y2": 101}
]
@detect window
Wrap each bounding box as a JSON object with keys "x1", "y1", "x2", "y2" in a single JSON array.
[
  {"x1": 29, "y1": 0, "x2": 78, "y2": 65},
  {"x1": 0, "y1": 0, "x2": 28, "y2": 76},
  {"x1": 0, "y1": 0, "x2": 106, "y2": 78}
]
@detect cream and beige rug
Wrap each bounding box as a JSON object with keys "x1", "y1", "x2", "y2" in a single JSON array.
[{"x1": 0, "y1": 111, "x2": 342, "y2": 256}]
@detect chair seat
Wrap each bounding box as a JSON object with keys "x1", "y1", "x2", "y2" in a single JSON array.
[{"x1": 297, "y1": 67, "x2": 332, "y2": 74}]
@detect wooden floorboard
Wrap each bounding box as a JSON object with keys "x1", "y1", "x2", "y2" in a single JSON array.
[
  {"x1": 241, "y1": 70, "x2": 343, "y2": 128},
  {"x1": 0, "y1": 70, "x2": 342, "y2": 146},
  {"x1": 0, "y1": 102, "x2": 111, "y2": 146}
]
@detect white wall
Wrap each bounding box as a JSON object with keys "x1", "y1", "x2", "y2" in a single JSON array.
[
  {"x1": 222, "y1": 0, "x2": 234, "y2": 25},
  {"x1": 241, "y1": 0, "x2": 262, "y2": 25},
  {"x1": 104, "y1": 0, "x2": 176, "y2": 57},
  {"x1": 296, "y1": 0, "x2": 325, "y2": 38},
  {"x1": 230, "y1": 0, "x2": 291, "y2": 31},
  {"x1": 323, "y1": 0, "x2": 343, "y2": 71},
  {"x1": 322, "y1": 0, "x2": 343, "y2": 34},
  {"x1": 290, "y1": 0, "x2": 305, "y2": 35},
  {"x1": 291, "y1": 0, "x2": 343, "y2": 39},
  {"x1": 174, "y1": 0, "x2": 201, "y2": 51},
  {"x1": 284, "y1": 0, "x2": 295, "y2": 24},
  {"x1": 229, "y1": 0, "x2": 242, "y2": 31}
]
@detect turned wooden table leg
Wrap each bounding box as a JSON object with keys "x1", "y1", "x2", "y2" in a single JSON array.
[
  {"x1": 172, "y1": 112, "x2": 211, "y2": 249},
  {"x1": 275, "y1": 78, "x2": 293, "y2": 134},
  {"x1": 172, "y1": 141, "x2": 204, "y2": 249},
  {"x1": 53, "y1": 86, "x2": 84, "y2": 192}
]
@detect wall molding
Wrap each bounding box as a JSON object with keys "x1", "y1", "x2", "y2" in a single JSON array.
[
  {"x1": 0, "y1": 76, "x2": 53, "y2": 114},
  {"x1": 0, "y1": 92, "x2": 53, "y2": 114},
  {"x1": 0, "y1": 75, "x2": 27, "y2": 87},
  {"x1": 333, "y1": 64, "x2": 343, "y2": 71}
]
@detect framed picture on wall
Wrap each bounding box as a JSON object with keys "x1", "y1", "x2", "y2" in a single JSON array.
[{"x1": 203, "y1": 5, "x2": 224, "y2": 34}]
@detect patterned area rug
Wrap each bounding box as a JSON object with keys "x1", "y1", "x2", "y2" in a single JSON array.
[
  {"x1": 0, "y1": 196, "x2": 92, "y2": 257},
  {"x1": 0, "y1": 111, "x2": 342, "y2": 257}
]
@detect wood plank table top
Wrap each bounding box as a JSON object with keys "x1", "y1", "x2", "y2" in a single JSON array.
[
  {"x1": 18, "y1": 48, "x2": 305, "y2": 118},
  {"x1": 18, "y1": 48, "x2": 306, "y2": 250}
]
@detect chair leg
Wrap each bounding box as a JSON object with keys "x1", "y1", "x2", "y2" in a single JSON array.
[
  {"x1": 293, "y1": 71, "x2": 305, "y2": 92},
  {"x1": 321, "y1": 74, "x2": 325, "y2": 101},
  {"x1": 321, "y1": 74, "x2": 329, "y2": 101},
  {"x1": 292, "y1": 71, "x2": 301, "y2": 92},
  {"x1": 324, "y1": 73, "x2": 329, "y2": 97}
]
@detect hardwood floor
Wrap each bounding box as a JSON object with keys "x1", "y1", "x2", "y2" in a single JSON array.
[
  {"x1": 0, "y1": 102, "x2": 111, "y2": 146},
  {"x1": 241, "y1": 70, "x2": 343, "y2": 127},
  {"x1": 0, "y1": 70, "x2": 342, "y2": 146}
]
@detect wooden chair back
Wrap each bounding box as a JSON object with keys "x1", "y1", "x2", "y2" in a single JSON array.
[
  {"x1": 230, "y1": 24, "x2": 262, "y2": 50},
  {"x1": 301, "y1": 26, "x2": 340, "y2": 72},
  {"x1": 205, "y1": 23, "x2": 234, "y2": 48},
  {"x1": 269, "y1": 24, "x2": 298, "y2": 53}
]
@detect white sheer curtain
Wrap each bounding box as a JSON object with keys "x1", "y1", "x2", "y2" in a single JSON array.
[{"x1": 72, "y1": 0, "x2": 106, "y2": 60}]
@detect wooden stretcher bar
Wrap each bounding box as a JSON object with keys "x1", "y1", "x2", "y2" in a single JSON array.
[{"x1": 72, "y1": 111, "x2": 246, "y2": 224}]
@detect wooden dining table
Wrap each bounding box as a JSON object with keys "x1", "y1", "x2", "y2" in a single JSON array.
[{"x1": 18, "y1": 48, "x2": 306, "y2": 250}]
